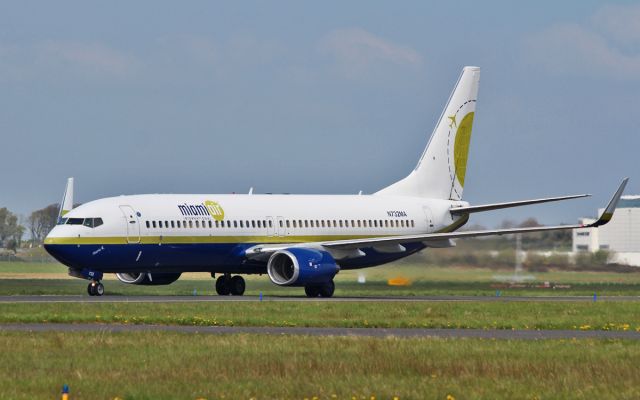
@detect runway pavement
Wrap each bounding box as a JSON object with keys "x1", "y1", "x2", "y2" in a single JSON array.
[
  {"x1": 0, "y1": 294, "x2": 639, "y2": 303},
  {"x1": 1, "y1": 322, "x2": 639, "y2": 340}
]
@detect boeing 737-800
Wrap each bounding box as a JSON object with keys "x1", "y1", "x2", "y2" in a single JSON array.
[{"x1": 44, "y1": 67, "x2": 628, "y2": 297}]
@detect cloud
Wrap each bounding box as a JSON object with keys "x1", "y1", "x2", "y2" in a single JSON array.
[
  {"x1": 40, "y1": 40, "x2": 138, "y2": 77},
  {"x1": 0, "y1": 40, "x2": 138, "y2": 82},
  {"x1": 319, "y1": 28, "x2": 423, "y2": 78},
  {"x1": 592, "y1": 4, "x2": 640, "y2": 46},
  {"x1": 524, "y1": 5, "x2": 640, "y2": 80}
]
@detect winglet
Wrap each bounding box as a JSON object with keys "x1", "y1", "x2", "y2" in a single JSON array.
[
  {"x1": 57, "y1": 177, "x2": 74, "y2": 222},
  {"x1": 589, "y1": 178, "x2": 629, "y2": 227}
]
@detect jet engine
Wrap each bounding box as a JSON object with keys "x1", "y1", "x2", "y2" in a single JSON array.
[
  {"x1": 267, "y1": 248, "x2": 339, "y2": 286},
  {"x1": 115, "y1": 272, "x2": 182, "y2": 285}
]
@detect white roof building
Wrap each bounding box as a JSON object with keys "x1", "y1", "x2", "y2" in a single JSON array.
[{"x1": 573, "y1": 195, "x2": 640, "y2": 266}]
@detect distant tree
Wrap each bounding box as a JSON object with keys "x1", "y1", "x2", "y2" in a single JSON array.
[
  {"x1": 0, "y1": 207, "x2": 24, "y2": 251},
  {"x1": 518, "y1": 218, "x2": 541, "y2": 228},
  {"x1": 28, "y1": 204, "x2": 59, "y2": 244},
  {"x1": 497, "y1": 219, "x2": 516, "y2": 229}
]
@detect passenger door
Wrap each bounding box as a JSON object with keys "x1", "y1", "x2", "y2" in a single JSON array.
[{"x1": 119, "y1": 205, "x2": 141, "y2": 243}]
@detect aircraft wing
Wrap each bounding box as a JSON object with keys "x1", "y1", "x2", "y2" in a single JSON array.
[
  {"x1": 244, "y1": 178, "x2": 627, "y2": 258},
  {"x1": 323, "y1": 178, "x2": 627, "y2": 250},
  {"x1": 449, "y1": 193, "x2": 590, "y2": 215}
]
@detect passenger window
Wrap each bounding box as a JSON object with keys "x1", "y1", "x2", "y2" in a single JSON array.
[
  {"x1": 310, "y1": 220, "x2": 314, "y2": 228},
  {"x1": 165, "y1": 221, "x2": 169, "y2": 228},
  {"x1": 269, "y1": 220, "x2": 273, "y2": 228},
  {"x1": 252, "y1": 221, "x2": 256, "y2": 228},
  {"x1": 411, "y1": 220, "x2": 415, "y2": 228},
  {"x1": 189, "y1": 221, "x2": 193, "y2": 228},
  {"x1": 146, "y1": 221, "x2": 150, "y2": 228},
  {"x1": 195, "y1": 220, "x2": 200, "y2": 228},
  {"x1": 339, "y1": 220, "x2": 343, "y2": 228},
  {"x1": 234, "y1": 221, "x2": 238, "y2": 228},
  {"x1": 152, "y1": 221, "x2": 157, "y2": 228},
  {"x1": 304, "y1": 220, "x2": 308, "y2": 228},
  {"x1": 246, "y1": 220, "x2": 250, "y2": 228},
  {"x1": 401, "y1": 220, "x2": 405, "y2": 227},
  {"x1": 227, "y1": 221, "x2": 231, "y2": 228},
  {"x1": 208, "y1": 220, "x2": 212, "y2": 228},
  {"x1": 177, "y1": 221, "x2": 181, "y2": 228},
  {"x1": 170, "y1": 221, "x2": 174, "y2": 228},
  {"x1": 385, "y1": 220, "x2": 389, "y2": 228}
]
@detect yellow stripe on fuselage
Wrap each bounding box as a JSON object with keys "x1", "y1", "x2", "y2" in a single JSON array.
[{"x1": 43, "y1": 234, "x2": 392, "y2": 246}]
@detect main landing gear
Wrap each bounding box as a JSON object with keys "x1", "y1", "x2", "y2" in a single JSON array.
[
  {"x1": 304, "y1": 280, "x2": 335, "y2": 298},
  {"x1": 87, "y1": 281, "x2": 104, "y2": 296},
  {"x1": 215, "y1": 274, "x2": 245, "y2": 296}
]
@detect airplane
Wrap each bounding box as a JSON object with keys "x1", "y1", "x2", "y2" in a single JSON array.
[{"x1": 44, "y1": 66, "x2": 629, "y2": 297}]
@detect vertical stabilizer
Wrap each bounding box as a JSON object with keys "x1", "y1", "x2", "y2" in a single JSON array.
[
  {"x1": 376, "y1": 66, "x2": 480, "y2": 199},
  {"x1": 58, "y1": 177, "x2": 74, "y2": 221}
]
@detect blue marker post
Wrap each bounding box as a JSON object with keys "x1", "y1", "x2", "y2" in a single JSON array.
[
  {"x1": 495, "y1": 290, "x2": 501, "y2": 297},
  {"x1": 593, "y1": 292, "x2": 597, "y2": 302},
  {"x1": 193, "y1": 288, "x2": 197, "y2": 296},
  {"x1": 62, "y1": 385, "x2": 69, "y2": 400},
  {"x1": 259, "y1": 292, "x2": 263, "y2": 302}
]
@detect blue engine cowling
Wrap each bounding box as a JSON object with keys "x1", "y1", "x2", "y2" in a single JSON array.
[{"x1": 267, "y1": 248, "x2": 339, "y2": 286}]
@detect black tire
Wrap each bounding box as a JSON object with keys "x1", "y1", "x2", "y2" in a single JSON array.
[
  {"x1": 95, "y1": 282, "x2": 105, "y2": 296},
  {"x1": 87, "y1": 283, "x2": 96, "y2": 296},
  {"x1": 318, "y1": 280, "x2": 335, "y2": 298},
  {"x1": 304, "y1": 285, "x2": 320, "y2": 298},
  {"x1": 230, "y1": 276, "x2": 246, "y2": 296},
  {"x1": 215, "y1": 275, "x2": 231, "y2": 296}
]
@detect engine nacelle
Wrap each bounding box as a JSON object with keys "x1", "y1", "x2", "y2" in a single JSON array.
[
  {"x1": 267, "y1": 248, "x2": 339, "y2": 286},
  {"x1": 115, "y1": 272, "x2": 181, "y2": 285}
]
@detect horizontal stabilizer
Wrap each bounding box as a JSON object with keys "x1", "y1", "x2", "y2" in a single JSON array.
[{"x1": 450, "y1": 193, "x2": 590, "y2": 215}]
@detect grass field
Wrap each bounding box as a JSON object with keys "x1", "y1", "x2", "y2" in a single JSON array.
[
  {"x1": 1, "y1": 301, "x2": 639, "y2": 331},
  {"x1": 2, "y1": 261, "x2": 640, "y2": 297},
  {"x1": 2, "y1": 331, "x2": 638, "y2": 400},
  {"x1": 2, "y1": 260, "x2": 639, "y2": 399}
]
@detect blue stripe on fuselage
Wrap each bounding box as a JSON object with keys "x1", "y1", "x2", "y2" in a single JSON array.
[{"x1": 44, "y1": 242, "x2": 426, "y2": 274}]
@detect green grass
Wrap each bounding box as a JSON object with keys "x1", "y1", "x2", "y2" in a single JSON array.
[
  {"x1": 2, "y1": 301, "x2": 639, "y2": 331},
  {"x1": 2, "y1": 276, "x2": 640, "y2": 297},
  {"x1": 1, "y1": 331, "x2": 638, "y2": 399},
  {"x1": 3, "y1": 260, "x2": 640, "y2": 297}
]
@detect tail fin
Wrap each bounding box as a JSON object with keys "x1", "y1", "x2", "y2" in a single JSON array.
[
  {"x1": 376, "y1": 66, "x2": 480, "y2": 199},
  {"x1": 57, "y1": 177, "x2": 74, "y2": 221}
]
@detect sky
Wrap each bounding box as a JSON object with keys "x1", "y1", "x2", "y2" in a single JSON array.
[{"x1": 1, "y1": 0, "x2": 639, "y2": 227}]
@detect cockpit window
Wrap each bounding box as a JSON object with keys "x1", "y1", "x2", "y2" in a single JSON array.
[
  {"x1": 67, "y1": 218, "x2": 103, "y2": 228},
  {"x1": 57, "y1": 218, "x2": 68, "y2": 225}
]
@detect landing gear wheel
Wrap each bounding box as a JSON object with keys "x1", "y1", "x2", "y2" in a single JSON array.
[
  {"x1": 87, "y1": 281, "x2": 104, "y2": 296},
  {"x1": 304, "y1": 285, "x2": 320, "y2": 298},
  {"x1": 230, "y1": 276, "x2": 246, "y2": 296},
  {"x1": 215, "y1": 275, "x2": 231, "y2": 296},
  {"x1": 318, "y1": 280, "x2": 335, "y2": 298}
]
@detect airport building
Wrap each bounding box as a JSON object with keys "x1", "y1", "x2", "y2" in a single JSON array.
[{"x1": 573, "y1": 195, "x2": 640, "y2": 266}]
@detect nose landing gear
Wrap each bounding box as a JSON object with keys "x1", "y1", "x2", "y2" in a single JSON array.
[
  {"x1": 87, "y1": 281, "x2": 104, "y2": 296},
  {"x1": 214, "y1": 274, "x2": 245, "y2": 296}
]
